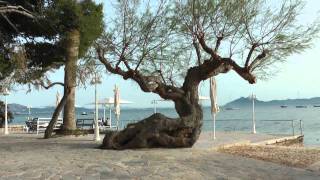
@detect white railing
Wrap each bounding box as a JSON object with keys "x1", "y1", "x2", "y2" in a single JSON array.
[
  {"x1": 204, "y1": 119, "x2": 304, "y2": 136},
  {"x1": 26, "y1": 118, "x2": 63, "y2": 135}
]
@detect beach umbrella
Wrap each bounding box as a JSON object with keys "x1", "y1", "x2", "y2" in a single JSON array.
[
  {"x1": 55, "y1": 91, "x2": 62, "y2": 118},
  {"x1": 98, "y1": 97, "x2": 133, "y2": 105},
  {"x1": 56, "y1": 91, "x2": 61, "y2": 107},
  {"x1": 199, "y1": 96, "x2": 210, "y2": 101},
  {"x1": 87, "y1": 97, "x2": 132, "y2": 128},
  {"x1": 210, "y1": 77, "x2": 219, "y2": 140},
  {"x1": 114, "y1": 85, "x2": 120, "y2": 130}
]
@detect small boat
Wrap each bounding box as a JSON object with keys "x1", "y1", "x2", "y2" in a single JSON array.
[
  {"x1": 280, "y1": 105, "x2": 288, "y2": 108},
  {"x1": 225, "y1": 107, "x2": 240, "y2": 110},
  {"x1": 314, "y1": 105, "x2": 320, "y2": 107},
  {"x1": 81, "y1": 112, "x2": 88, "y2": 115},
  {"x1": 296, "y1": 105, "x2": 307, "y2": 108}
]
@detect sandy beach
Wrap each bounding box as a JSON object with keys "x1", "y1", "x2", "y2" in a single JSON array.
[{"x1": 0, "y1": 133, "x2": 320, "y2": 180}]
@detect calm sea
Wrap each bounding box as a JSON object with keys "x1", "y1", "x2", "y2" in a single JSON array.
[{"x1": 11, "y1": 106, "x2": 320, "y2": 147}]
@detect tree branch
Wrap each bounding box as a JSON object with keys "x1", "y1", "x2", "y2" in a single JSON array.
[
  {"x1": 249, "y1": 50, "x2": 268, "y2": 70},
  {"x1": 192, "y1": 39, "x2": 201, "y2": 65},
  {"x1": 183, "y1": 56, "x2": 256, "y2": 92},
  {"x1": 196, "y1": 32, "x2": 220, "y2": 60},
  {"x1": 41, "y1": 82, "x2": 65, "y2": 89},
  {"x1": 214, "y1": 36, "x2": 223, "y2": 52},
  {"x1": 97, "y1": 47, "x2": 185, "y2": 101},
  {"x1": 0, "y1": 5, "x2": 34, "y2": 19},
  {"x1": 245, "y1": 43, "x2": 258, "y2": 67}
]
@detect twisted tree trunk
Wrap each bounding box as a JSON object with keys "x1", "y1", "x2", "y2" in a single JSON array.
[
  {"x1": 97, "y1": 47, "x2": 256, "y2": 150},
  {"x1": 101, "y1": 82, "x2": 203, "y2": 149},
  {"x1": 62, "y1": 29, "x2": 80, "y2": 132}
]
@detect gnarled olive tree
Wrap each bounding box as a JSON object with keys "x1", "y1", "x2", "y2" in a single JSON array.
[{"x1": 97, "y1": 0, "x2": 319, "y2": 149}]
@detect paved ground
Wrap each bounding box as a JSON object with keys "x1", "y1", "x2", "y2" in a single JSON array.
[{"x1": 0, "y1": 133, "x2": 319, "y2": 180}]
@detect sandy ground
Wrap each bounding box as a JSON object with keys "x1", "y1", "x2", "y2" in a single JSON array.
[
  {"x1": 218, "y1": 145, "x2": 320, "y2": 168},
  {"x1": 0, "y1": 133, "x2": 320, "y2": 180}
]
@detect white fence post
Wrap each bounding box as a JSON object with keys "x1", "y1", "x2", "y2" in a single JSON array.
[{"x1": 36, "y1": 118, "x2": 39, "y2": 135}]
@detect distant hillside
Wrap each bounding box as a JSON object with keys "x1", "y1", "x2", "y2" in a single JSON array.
[
  {"x1": 224, "y1": 97, "x2": 320, "y2": 107},
  {"x1": 8, "y1": 103, "x2": 28, "y2": 112},
  {"x1": 7, "y1": 104, "x2": 93, "y2": 114}
]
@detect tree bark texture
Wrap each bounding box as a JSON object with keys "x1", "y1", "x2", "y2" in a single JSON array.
[
  {"x1": 63, "y1": 29, "x2": 80, "y2": 131},
  {"x1": 101, "y1": 81, "x2": 203, "y2": 149}
]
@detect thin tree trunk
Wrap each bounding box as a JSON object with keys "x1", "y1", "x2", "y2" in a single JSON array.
[
  {"x1": 62, "y1": 29, "x2": 80, "y2": 132},
  {"x1": 44, "y1": 90, "x2": 69, "y2": 139}
]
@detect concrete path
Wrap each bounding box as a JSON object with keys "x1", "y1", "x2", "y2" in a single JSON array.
[
  {"x1": 194, "y1": 131, "x2": 285, "y2": 149},
  {"x1": 0, "y1": 133, "x2": 319, "y2": 179}
]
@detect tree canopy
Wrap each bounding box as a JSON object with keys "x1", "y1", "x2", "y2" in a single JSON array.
[
  {"x1": 97, "y1": 0, "x2": 320, "y2": 149},
  {"x1": 98, "y1": 0, "x2": 319, "y2": 90},
  {"x1": 0, "y1": 0, "x2": 104, "y2": 87}
]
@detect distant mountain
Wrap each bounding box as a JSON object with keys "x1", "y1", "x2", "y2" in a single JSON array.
[
  {"x1": 224, "y1": 97, "x2": 320, "y2": 107},
  {"x1": 7, "y1": 104, "x2": 93, "y2": 114},
  {"x1": 8, "y1": 103, "x2": 28, "y2": 112}
]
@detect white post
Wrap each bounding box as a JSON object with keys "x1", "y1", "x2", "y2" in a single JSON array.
[
  {"x1": 28, "y1": 106, "x2": 31, "y2": 120},
  {"x1": 94, "y1": 73, "x2": 101, "y2": 141},
  {"x1": 212, "y1": 113, "x2": 216, "y2": 140},
  {"x1": 153, "y1": 100, "x2": 157, "y2": 114},
  {"x1": 252, "y1": 93, "x2": 256, "y2": 134},
  {"x1": 36, "y1": 118, "x2": 39, "y2": 135},
  {"x1": 103, "y1": 105, "x2": 106, "y2": 123},
  {"x1": 4, "y1": 95, "x2": 8, "y2": 135},
  {"x1": 116, "y1": 116, "x2": 119, "y2": 130},
  {"x1": 109, "y1": 105, "x2": 112, "y2": 127}
]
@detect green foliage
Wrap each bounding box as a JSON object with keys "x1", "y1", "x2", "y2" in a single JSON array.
[
  {"x1": 0, "y1": 0, "x2": 104, "y2": 86},
  {"x1": 46, "y1": 0, "x2": 104, "y2": 57},
  {"x1": 0, "y1": 58, "x2": 14, "y2": 81},
  {"x1": 78, "y1": 0, "x2": 104, "y2": 57},
  {"x1": 100, "y1": 0, "x2": 320, "y2": 84}
]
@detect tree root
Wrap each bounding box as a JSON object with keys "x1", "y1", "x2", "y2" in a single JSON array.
[{"x1": 100, "y1": 113, "x2": 199, "y2": 150}]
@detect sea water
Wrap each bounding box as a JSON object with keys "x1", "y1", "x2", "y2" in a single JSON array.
[{"x1": 11, "y1": 106, "x2": 320, "y2": 147}]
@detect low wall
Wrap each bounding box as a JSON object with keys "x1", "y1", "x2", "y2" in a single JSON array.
[
  {"x1": 0, "y1": 125, "x2": 26, "y2": 134},
  {"x1": 252, "y1": 135, "x2": 304, "y2": 146}
]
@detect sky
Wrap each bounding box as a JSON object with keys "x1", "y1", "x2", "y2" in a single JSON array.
[{"x1": 1, "y1": 0, "x2": 320, "y2": 108}]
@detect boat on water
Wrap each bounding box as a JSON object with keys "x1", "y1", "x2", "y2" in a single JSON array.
[
  {"x1": 81, "y1": 112, "x2": 88, "y2": 115},
  {"x1": 314, "y1": 105, "x2": 320, "y2": 107},
  {"x1": 296, "y1": 105, "x2": 307, "y2": 108},
  {"x1": 225, "y1": 107, "x2": 240, "y2": 110},
  {"x1": 280, "y1": 105, "x2": 288, "y2": 108}
]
